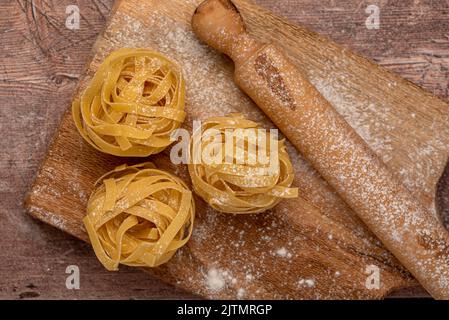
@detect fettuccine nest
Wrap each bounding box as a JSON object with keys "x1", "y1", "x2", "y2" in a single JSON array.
[
  {"x1": 188, "y1": 114, "x2": 298, "y2": 214},
  {"x1": 72, "y1": 48, "x2": 185, "y2": 157},
  {"x1": 83, "y1": 163, "x2": 195, "y2": 270}
]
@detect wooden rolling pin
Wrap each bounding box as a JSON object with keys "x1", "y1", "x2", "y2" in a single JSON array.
[{"x1": 192, "y1": 0, "x2": 449, "y2": 299}]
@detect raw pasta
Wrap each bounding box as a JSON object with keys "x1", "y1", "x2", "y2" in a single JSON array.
[
  {"x1": 72, "y1": 48, "x2": 185, "y2": 157},
  {"x1": 188, "y1": 113, "x2": 298, "y2": 214},
  {"x1": 83, "y1": 162, "x2": 195, "y2": 270}
]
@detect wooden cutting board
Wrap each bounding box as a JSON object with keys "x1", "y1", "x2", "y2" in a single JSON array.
[{"x1": 25, "y1": 0, "x2": 449, "y2": 299}]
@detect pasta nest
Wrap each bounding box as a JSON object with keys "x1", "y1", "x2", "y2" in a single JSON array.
[
  {"x1": 83, "y1": 163, "x2": 195, "y2": 270},
  {"x1": 188, "y1": 114, "x2": 298, "y2": 214},
  {"x1": 72, "y1": 48, "x2": 186, "y2": 157}
]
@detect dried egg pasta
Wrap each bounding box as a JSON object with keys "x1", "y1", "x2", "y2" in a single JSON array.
[
  {"x1": 188, "y1": 114, "x2": 298, "y2": 214},
  {"x1": 84, "y1": 162, "x2": 195, "y2": 270},
  {"x1": 72, "y1": 48, "x2": 185, "y2": 156}
]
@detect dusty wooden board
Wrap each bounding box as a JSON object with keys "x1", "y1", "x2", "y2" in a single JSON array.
[{"x1": 25, "y1": 0, "x2": 449, "y2": 299}]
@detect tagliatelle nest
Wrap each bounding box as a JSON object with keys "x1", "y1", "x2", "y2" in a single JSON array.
[
  {"x1": 83, "y1": 162, "x2": 195, "y2": 270},
  {"x1": 188, "y1": 113, "x2": 298, "y2": 214},
  {"x1": 72, "y1": 48, "x2": 186, "y2": 157}
]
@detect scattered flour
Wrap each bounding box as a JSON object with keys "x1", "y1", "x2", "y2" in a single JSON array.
[
  {"x1": 275, "y1": 247, "x2": 292, "y2": 258},
  {"x1": 298, "y1": 278, "x2": 315, "y2": 288},
  {"x1": 205, "y1": 268, "x2": 226, "y2": 292},
  {"x1": 237, "y1": 288, "x2": 246, "y2": 299}
]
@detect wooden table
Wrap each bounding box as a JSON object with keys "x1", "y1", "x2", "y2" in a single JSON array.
[{"x1": 1, "y1": 0, "x2": 448, "y2": 299}]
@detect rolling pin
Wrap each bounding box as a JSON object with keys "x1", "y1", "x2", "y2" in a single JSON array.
[{"x1": 192, "y1": 0, "x2": 449, "y2": 299}]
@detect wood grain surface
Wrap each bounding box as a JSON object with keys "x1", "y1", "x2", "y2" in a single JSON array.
[
  {"x1": 2, "y1": 0, "x2": 448, "y2": 299},
  {"x1": 25, "y1": 0, "x2": 449, "y2": 299}
]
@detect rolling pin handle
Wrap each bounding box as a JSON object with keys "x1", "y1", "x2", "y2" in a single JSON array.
[{"x1": 192, "y1": 0, "x2": 263, "y2": 65}]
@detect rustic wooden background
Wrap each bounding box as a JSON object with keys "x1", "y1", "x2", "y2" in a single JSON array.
[{"x1": 1, "y1": 0, "x2": 448, "y2": 299}]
